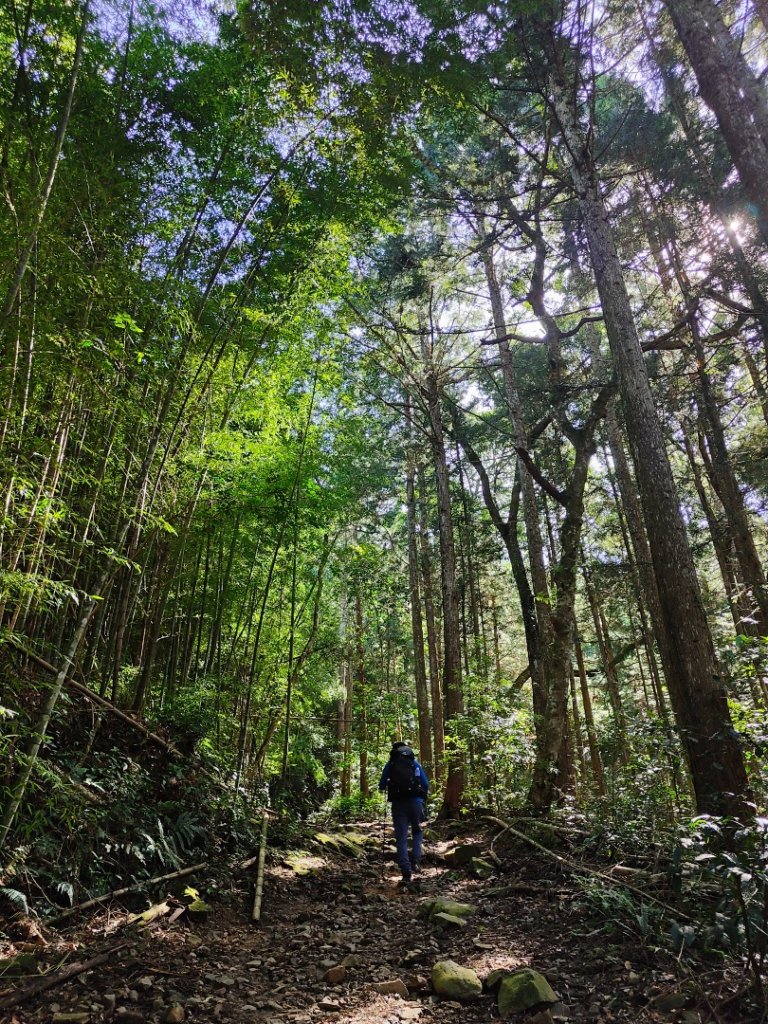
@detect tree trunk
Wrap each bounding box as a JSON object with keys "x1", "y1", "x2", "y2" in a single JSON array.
[
  {"x1": 420, "y1": 331, "x2": 465, "y2": 818},
  {"x1": 665, "y1": 0, "x2": 768, "y2": 243},
  {"x1": 418, "y1": 465, "x2": 445, "y2": 782},
  {"x1": 575, "y1": 634, "x2": 606, "y2": 796},
  {"x1": 545, "y1": 50, "x2": 751, "y2": 817},
  {"x1": 405, "y1": 403, "x2": 434, "y2": 774}
]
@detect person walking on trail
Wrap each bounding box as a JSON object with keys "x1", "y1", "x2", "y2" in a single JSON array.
[{"x1": 379, "y1": 741, "x2": 429, "y2": 885}]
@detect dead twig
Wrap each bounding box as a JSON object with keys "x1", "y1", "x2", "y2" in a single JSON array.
[
  {"x1": 0, "y1": 943, "x2": 130, "y2": 1009},
  {"x1": 484, "y1": 815, "x2": 687, "y2": 919},
  {"x1": 49, "y1": 862, "x2": 208, "y2": 924}
]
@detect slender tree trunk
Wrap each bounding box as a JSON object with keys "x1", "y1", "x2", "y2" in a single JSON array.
[
  {"x1": 0, "y1": 0, "x2": 93, "y2": 340},
  {"x1": 575, "y1": 633, "x2": 606, "y2": 796},
  {"x1": 0, "y1": 578, "x2": 106, "y2": 850},
  {"x1": 418, "y1": 465, "x2": 445, "y2": 782},
  {"x1": 405, "y1": 404, "x2": 434, "y2": 774},
  {"x1": 355, "y1": 593, "x2": 370, "y2": 798},
  {"x1": 420, "y1": 330, "x2": 465, "y2": 817}
]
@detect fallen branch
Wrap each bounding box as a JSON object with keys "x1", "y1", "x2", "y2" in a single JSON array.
[
  {"x1": 50, "y1": 862, "x2": 207, "y2": 924},
  {"x1": 483, "y1": 816, "x2": 687, "y2": 919},
  {"x1": 0, "y1": 943, "x2": 129, "y2": 1009},
  {"x1": 4, "y1": 638, "x2": 184, "y2": 758},
  {"x1": 485, "y1": 882, "x2": 553, "y2": 897}
]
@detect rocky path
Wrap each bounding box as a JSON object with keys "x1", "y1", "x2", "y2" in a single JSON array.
[{"x1": 0, "y1": 819, "x2": 751, "y2": 1024}]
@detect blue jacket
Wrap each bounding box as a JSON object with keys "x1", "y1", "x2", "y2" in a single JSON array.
[{"x1": 379, "y1": 758, "x2": 429, "y2": 801}]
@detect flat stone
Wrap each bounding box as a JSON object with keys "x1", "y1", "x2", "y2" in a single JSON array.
[
  {"x1": 469, "y1": 857, "x2": 496, "y2": 879},
  {"x1": 204, "y1": 974, "x2": 235, "y2": 987},
  {"x1": 372, "y1": 980, "x2": 409, "y2": 998},
  {"x1": 432, "y1": 912, "x2": 467, "y2": 929},
  {"x1": 318, "y1": 999, "x2": 341, "y2": 1012},
  {"x1": 419, "y1": 898, "x2": 476, "y2": 922},
  {"x1": 398, "y1": 1009, "x2": 422, "y2": 1021}
]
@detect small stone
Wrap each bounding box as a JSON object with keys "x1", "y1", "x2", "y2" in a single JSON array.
[
  {"x1": 551, "y1": 1002, "x2": 572, "y2": 1019},
  {"x1": 628, "y1": 972, "x2": 640, "y2": 984},
  {"x1": 341, "y1": 954, "x2": 361, "y2": 967},
  {"x1": 137, "y1": 976, "x2": 154, "y2": 991},
  {"x1": 431, "y1": 912, "x2": 468, "y2": 929},
  {"x1": 128, "y1": 990, "x2": 139, "y2": 1003},
  {"x1": 404, "y1": 974, "x2": 428, "y2": 992},
  {"x1": 163, "y1": 1005, "x2": 185, "y2": 1023},
  {"x1": 372, "y1": 980, "x2": 409, "y2": 998},
  {"x1": 431, "y1": 961, "x2": 483, "y2": 1001},
  {"x1": 398, "y1": 1009, "x2": 422, "y2": 1021},
  {"x1": 652, "y1": 991, "x2": 689, "y2": 1012},
  {"x1": 204, "y1": 974, "x2": 235, "y2": 988},
  {"x1": 324, "y1": 965, "x2": 347, "y2": 984},
  {"x1": 104, "y1": 994, "x2": 117, "y2": 1010},
  {"x1": 115, "y1": 1012, "x2": 144, "y2": 1024},
  {"x1": 50, "y1": 1005, "x2": 62, "y2": 1014},
  {"x1": 318, "y1": 999, "x2": 341, "y2": 1012},
  {"x1": 526, "y1": 1012, "x2": 554, "y2": 1024},
  {"x1": 469, "y1": 857, "x2": 496, "y2": 879}
]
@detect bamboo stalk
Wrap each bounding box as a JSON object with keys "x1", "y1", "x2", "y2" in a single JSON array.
[{"x1": 251, "y1": 811, "x2": 269, "y2": 922}]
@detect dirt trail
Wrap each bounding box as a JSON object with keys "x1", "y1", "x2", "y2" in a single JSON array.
[{"x1": 0, "y1": 820, "x2": 749, "y2": 1024}]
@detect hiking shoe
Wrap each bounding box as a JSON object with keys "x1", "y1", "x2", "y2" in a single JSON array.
[{"x1": 398, "y1": 873, "x2": 412, "y2": 885}]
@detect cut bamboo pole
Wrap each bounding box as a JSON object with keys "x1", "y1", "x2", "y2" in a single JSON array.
[{"x1": 251, "y1": 811, "x2": 269, "y2": 922}]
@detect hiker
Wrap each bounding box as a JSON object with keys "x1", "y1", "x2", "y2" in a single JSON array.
[{"x1": 379, "y1": 741, "x2": 429, "y2": 883}]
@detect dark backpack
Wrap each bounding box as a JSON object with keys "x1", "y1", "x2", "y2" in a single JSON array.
[{"x1": 388, "y1": 746, "x2": 424, "y2": 800}]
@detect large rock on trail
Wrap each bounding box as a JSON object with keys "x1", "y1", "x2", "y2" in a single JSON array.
[
  {"x1": 498, "y1": 969, "x2": 558, "y2": 1016},
  {"x1": 431, "y1": 961, "x2": 483, "y2": 1001}
]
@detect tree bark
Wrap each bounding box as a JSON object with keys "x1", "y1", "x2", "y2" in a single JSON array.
[
  {"x1": 420, "y1": 328, "x2": 465, "y2": 817},
  {"x1": 665, "y1": 0, "x2": 768, "y2": 243},
  {"x1": 545, "y1": 46, "x2": 751, "y2": 816},
  {"x1": 405, "y1": 402, "x2": 434, "y2": 774}
]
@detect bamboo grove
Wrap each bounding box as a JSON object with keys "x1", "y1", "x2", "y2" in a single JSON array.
[{"x1": 2, "y1": 0, "x2": 768, "y2": 873}]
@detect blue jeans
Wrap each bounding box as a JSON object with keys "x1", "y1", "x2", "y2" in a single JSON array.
[{"x1": 391, "y1": 797, "x2": 424, "y2": 877}]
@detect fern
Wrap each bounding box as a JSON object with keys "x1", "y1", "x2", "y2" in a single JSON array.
[
  {"x1": 56, "y1": 881, "x2": 74, "y2": 906},
  {"x1": 0, "y1": 887, "x2": 29, "y2": 914}
]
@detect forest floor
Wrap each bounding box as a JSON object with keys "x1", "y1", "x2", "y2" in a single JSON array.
[{"x1": 0, "y1": 819, "x2": 757, "y2": 1024}]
